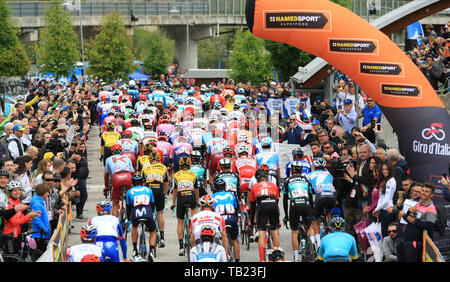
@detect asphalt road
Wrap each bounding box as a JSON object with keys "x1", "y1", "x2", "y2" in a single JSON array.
[{"x1": 67, "y1": 125, "x2": 294, "y2": 262}]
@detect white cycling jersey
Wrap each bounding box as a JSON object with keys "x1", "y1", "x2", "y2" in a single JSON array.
[
  {"x1": 189, "y1": 241, "x2": 227, "y2": 262},
  {"x1": 66, "y1": 243, "x2": 103, "y2": 262},
  {"x1": 190, "y1": 210, "x2": 226, "y2": 242},
  {"x1": 89, "y1": 215, "x2": 121, "y2": 238}
]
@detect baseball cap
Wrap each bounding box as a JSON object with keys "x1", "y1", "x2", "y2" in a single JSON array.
[
  {"x1": 12, "y1": 124, "x2": 25, "y2": 131},
  {"x1": 311, "y1": 119, "x2": 320, "y2": 125},
  {"x1": 43, "y1": 152, "x2": 55, "y2": 159},
  {"x1": 344, "y1": 99, "x2": 353, "y2": 105}
]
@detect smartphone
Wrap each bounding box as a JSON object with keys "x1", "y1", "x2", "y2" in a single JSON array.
[{"x1": 376, "y1": 123, "x2": 381, "y2": 131}]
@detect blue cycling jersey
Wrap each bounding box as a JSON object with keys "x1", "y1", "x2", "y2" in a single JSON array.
[
  {"x1": 307, "y1": 169, "x2": 335, "y2": 196},
  {"x1": 126, "y1": 186, "x2": 155, "y2": 207},
  {"x1": 212, "y1": 191, "x2": 238, "y2": 219},
  {"x1": 255, "y1": 151, "x2": 280, "y2": 171},
  {"x1": 285, "y1": 160, "x2": 312, "y2": 178},
  {"x1": 317, "y1": 232, "x2": 358, "y2": 262}
]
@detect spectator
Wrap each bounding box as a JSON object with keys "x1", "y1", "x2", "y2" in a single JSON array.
[
  {"x1": 69, "y1": 150, "x2": 89, "y2": 221},
  {"x1": 16, "y1": 155, "x2": 34, "y2": 205},
  {"x1": 282, "y1": 114, "x2": 303, "y2": 144},
  {"x1": 0, "y1": 122, "x2": 14, "y2": 146},
  {"x1": 358, "y1": 96, "x2": 382, "y2": 144},
  {"x1": 7, "y1": 124, "x2": 27, "y2": 160},
  {"x1": 31, "y1": 158, "x2": 53, "y2": 187},
  {"x1": 387, "y1": 149, "x2": 409, "y2": 188},
  {"x1": 42, "y1": 171, "x2": 66, "y2": 232},
  {"x1": 397, "y1": 183, "x2": 437, "y2": 262},
  {"x1": 375, "y1": 147, "x2": 387, "y2": 162},
  {"x1": 334, "y1": 99, "x2": 358, "y2": 134},
  {"x1": 30, "y1": 183, "x2": 53, "y2": 253},
  {"x1": 383, "y1": 223, "x2": 398, "y2": 262},
  {"x1": 373, "y1": 162, "x2": 397, "y2": 237},
  {"x1": 401, "y1": 176, "x2": 414, "y2": 200},
  {"x1": 363, "y1": 161, "x2": 382, "y2": 220},
  {"x1": 336, "y1": 82, "x2": 365, "y2": 113}
]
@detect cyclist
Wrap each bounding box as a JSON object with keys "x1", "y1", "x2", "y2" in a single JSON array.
[
  {"x1": 140, "y1": 152, "x2": 169, "y2": 248},
  {"x1": 250, "y1": 167, "x2": 281, "y2": 262},
  {"x1": 205, "y1": 128, "x2": 228, "y2": 187},
  {"x1": 308, "y1": 157, "x2": 336, "y2": 248},
  {"x1": 172, "y1": 156, "x2": 200, "y2": 256},
  {"x1": 100, "y1": 122, "x2": 120, "y2": 165},
  {"x1": 190, "y1": 224, "x2": 228, "y2": 262},
  {"x1": 157, "y1": 131, "x2": 173, "y2": 169},
  {"x1": 104, "y1": 144, "x2": 134, "y2": 217},
  {"x1": 126, "y1": 175, "x2": 157, "y2": 262},
  {"x1": 146, "y1": 137, "x2": 165, "y2": 165},
  {"x1": 285, "y1": 147, "x2": 312, "y2": 178},
  {"x1": 214, "y1": 158, "x2": 241, "y2": 202},
  {"x1": 317, "y1": 217, "x2": 358, "y2": 262},
  {"x1": 88, "y1": 201, "x2": 127, "y2": 262},
  {"x1": 254, "y1": 137, "x2": 281, "y2": 186},
  {"x1": 219, "y1": 146, "x2": 238, "y2": 173},
  {"x1": 190, "y1": 150, "x2": 208, "y2": 197},
  {"x1": 136, "y1": 143, "x2": 153, "y2": 175},
  {"x1": 212, "y1": 179, "x2": 240, "y2": 262},
  {"x1": 117, "y1": 130, "x2": 139, "y2": 169},
  {"x1": 282, "y1": 161, "x2": 314, "y2": 262},
  {"x1": 171, "y1": 133, "x2": 193, "y2": 173},
  {"x1": 190, "y1": 195, "x2": 228, "y2": 254},
  {"x1": 66, "y1": 225, "x2": 104, "y2": 262},
  {"x1": 235, "y1": 145, "x2": 257, "y2": 200}
]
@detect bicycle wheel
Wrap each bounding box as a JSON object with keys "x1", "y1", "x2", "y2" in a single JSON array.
[
  {"x1": 305, "y1": 238, "x2": 316, "y2": 262},
  {"x1": 227, "y1": 232, "x2": 234, "y2": 262},
  {"x1": 1, "y1": 254, "x2": 25, "y2": 262},
  {"x1": 139, "y1": 225, "x2": 147, "y2": 258},
  {"x1": 23, "y1": 248, "x2": 43, "y2": 262},
  {"x1": 184, "y1": 225, "x2": 191, "y2": 262}
]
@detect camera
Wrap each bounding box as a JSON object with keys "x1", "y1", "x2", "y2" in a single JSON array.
[
  {"x1": 331, "y1": 158, "x2": 356, "y2": 178},
  {"x1": 46, "y1": 134, "x2": 69, "y2": 154}
]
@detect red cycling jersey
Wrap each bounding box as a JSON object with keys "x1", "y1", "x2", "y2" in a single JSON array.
[{"x1": 250, "y1": 182, "x2": 279, "y2": 203}]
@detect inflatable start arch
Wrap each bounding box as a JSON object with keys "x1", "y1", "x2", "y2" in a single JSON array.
[{"x1": 246, "y1": 0, "x2": 450, "y2": 201}]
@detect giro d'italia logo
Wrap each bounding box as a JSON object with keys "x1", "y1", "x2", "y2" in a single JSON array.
[{"x1": 422, "y1": 123, "x2": 445, "y2": 141}]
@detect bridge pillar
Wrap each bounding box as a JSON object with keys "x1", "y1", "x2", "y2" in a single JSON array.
[
  {"x1": 20, "y1": 28, "x2": 39, "y2": 42},
  {"x1": 163, "y1": 25, "x2": 214, "y2": 74}
]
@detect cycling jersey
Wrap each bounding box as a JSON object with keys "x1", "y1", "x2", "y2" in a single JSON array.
[
  {"x1": 190, "y1": 210, "x2": 226, "y2": 242},
  {"x1": 307, "y1": 169, "x2": 335, "y2": 197},
  {"x1": 283, "y1": 175, "x2": 314, "y2": 206},
  {"x1": 156, "y1": 124, "x2": 175, "y2": 136},
  {"x1": 212, "y1": 190, "x2": 240, "y2": 241},
  {"x1": 101, "y1": 131, "x2": 120, "y2": 156},
  {"x1": 66, "y1": 243, "x2": 104, "y2": 262},
  {"x1": 190, "y1": 128, "x2": 206, "y2": 149},
  {"x1": 214, "y1": 171, "x2": 240, "y2": 199},
  {"x1": 190, "y1": 242, "x2": 227, "y2": 262},
  {"x1": 117, "y1": 138, "x2": 139, "y2": 155},
  {"x1": 255, "y1": 150, "x2": 281, "y2": 171},
  {"x1": 173, "y1": 170, "x2": 198, "y2": 199},
  {"x1": 88, "y1": 215, "x2": 126, "y2": 262},
  {"x1": 141, "y1": 163, "x2": 169, "y2": 189},
  {"x1": 235, "y1": 157, "x2": 257, "y2": 193},
  {"x1": 105, "y1": 154, "x2": 134, "y2": 174},
  {"x1": 250, "y1": 182, "x2": 280, "y2": 203},
  {"x1": 317, "y1": 232, "x2": 358, "y2": 262},
  {"x1": 250, "y1": 181, "x2": 280, "y2": 231},
  {"x1": 285, "y1": 160, "x2": 312, "y2": 178},
  {"x1": 171, "y1": 142, "x2": 193, "y2": 171},
  {"x1": 190, "y1": 164, "x2": 207, "y2": 182},
  {"x1": 157, "y1": 141, "x2": 173, "y2": 167},
  {"x1": 126, "y1": 185, "x2": 156, "y2": 229}
]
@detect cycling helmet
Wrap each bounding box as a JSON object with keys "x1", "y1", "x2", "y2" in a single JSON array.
[
  {"x1": 255, "y1": 165, "x2": 269, "y2": 180},
  {"x1": 190, "y1": 151, "x2": 202, "y2": 162},
  {"x1": 122, "y1": 130, "x2": 133, "y2": 138},
  {"x1": 111, "y1": 144, "x2": 123, "y2": 154},
  {"x1": 200, "y1": 224, "x2": 216, "y2": 238},
  {"x1": 214, "y1": 102, "x2": 222, "y2": 110},
  {"x1": 268, "y1": 248, "x2": 285, "y2": 262},
  {"x1": 214, "y1": 178, "x2": 226, "y2": 191},
  {"x1": 199, "y1": 195, "x2": 214, "y2": 208},
  {"x1": 105, "y1": 122, "x2": 115, "y2": 130},
  {"x1": 129, "y1": 110, "x2": 136, "y2": 118},
  {"x1": 129, "y1": 80, "x2": 136, "y2": 87},
  {"x1": 6, "y1": 180, "x2": 23, "y2": 191},
  {"x1": 238, "y1": 88, "x2": 245, "y2": 94},
  {"x1": 132, "y1": 174, "x2": 145, "y2": 187},
  {"x1": 148, "y1": 137, "x2": 158, "y2": 147},
  {"x1": 220, "y1": 108, "x2": 228, "y2": 116},
  {"x1": 148, "y1": 151, "x2": 161, "y2": 162},
  {"x1": 223, "y1": 146, "x2": 234, "y2": 157},
  {"x1": 155, "y1": 82, "x2": 162, "y2": 89},
  {"x1": 0, "y1": 169, "x2": 10, "y2": 178},
  {"x1": 143, "y1": 122, "x2": 152, "y2": 130},
  {"x1": 179, "y1": 156, "x2": 192, "y2": 167},
  {"x1": 292, "y1": 147, "x2": 304, "y2": 159},
  {"x1": 130, "y1": 119, "x2": 141, "y2": 127},
  {"x1": 157, "y1": 131, "x2": 167, "y2": 141},
  {"x1": 209, "y1": 115, "x2": 218, "y2": 122},
  {"x1": 313, "y1": 157, "x2": 327, "y2": 168},
  {"x1": 142, "y1": 143, "x2": 153, "y2": 155},
  {"x1": 218, "y1": 157, "x2": 232, "y2": 170},
  {"x1": 233, "y1": 104, "x2": 240, "y2": 110},
  {"x1": 329, "y1": 216, "x2": 346, "y2": 232},
  {"x1": 80, "y1": 254, "x2": 101, "y2": 262},
  {"x1": 291, "y1": 161, "x2": 303, "y2": 174},
  {"x1": 236, "y1": 145, "x2": 250, "y2": 155},
  {"x1": 260, "y1": 137, "x2": 273, "y2": 149},
  {"x1": 80, "y1": 225, "x2": 98, "y2": 243},
  {"x1": 96, "y1": 201, "x2": 112, "y2": 215}
]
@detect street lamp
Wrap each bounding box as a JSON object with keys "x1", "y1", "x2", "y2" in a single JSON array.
[{"x1": 62, "y1": 0, "x2": 85, "y2": 77}]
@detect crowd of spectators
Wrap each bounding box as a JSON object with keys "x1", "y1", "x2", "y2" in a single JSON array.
[
  {"x1": 0, "y1": 78, "x2": 92, "y2": 254},
  {"x1": 407, "y1": 22, "x2": 450, "y2": 91}
]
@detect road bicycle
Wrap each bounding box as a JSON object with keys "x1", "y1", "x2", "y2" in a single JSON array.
[
  {"x1": 239, "y1": 192, "x2": 251, "y2": 251},
  {"x1": 0, "y1": 229, "x2": 44, "y2": 262},
  {"x1": 297, "y1": 216, "x2": 316, "y2": 262},
  {"x1": 171, "y1": 203, "x2": 192, "y2": 261},
  {"x1": 137, "y1": 219, "x2": 154, "y2": 262},
  {"x1": 118, "y1": 186, "x2": 129, "y2": 241},
  {"x1": 0, "y1": 233, "x2": 24, "y2": 262},
  {"x1": 264, "y1": 222, "x2": 273, "y2": 262},
  {"x1": 225, "y1": 225, "x2": 234, "y2": 262}
]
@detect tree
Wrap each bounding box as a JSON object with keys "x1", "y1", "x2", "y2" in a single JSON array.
[
  {"x1": 228, "y1": 30, "x2": 272, "y2": 84},
  {"x1": 132, "y1": 28, "x2": 173, "y2": 78},
  {"x1": 87, "y1": 12, "x2": 134, "y2": 82},
  {"x1": 0, "y1": 0, "x2": 30, "y2": 77},
  {"x1": 198, "y1": 29, "x2": 236, "y2": 69},
  {"x1": 38, "y1": 0, "x2": 80, "y2": 78}
]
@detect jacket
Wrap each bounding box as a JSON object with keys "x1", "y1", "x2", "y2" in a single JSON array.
[
  {"x1": 7, "y1": 134, "x2": 26, "y2": 160},
  {"x1": 282, "y1": 125, "x2": 303, "y2": 144},
  {"x1": 383, "y1": 236, "x2": 397, "y2": 262},
  {"x1": 352, "y1": 158, "x2": 376, "y2": 203},
  {"x1": 30, "y1": 195, "x2": 51, "y2": 239},
  {"x1": 3, "y1": 197, "x2": 32, "y2": 238},
  {"x1": 401, "y1": 199, "x2": 437, "y2": 241},
  {"x1": 394, "y1": 159, "x2": 408, "y2": 188}
]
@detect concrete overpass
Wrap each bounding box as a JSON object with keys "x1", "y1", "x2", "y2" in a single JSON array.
[
  {"x1": 290, "y1": 0, "x2": 450, "y2": 88},
  {"x1": 9, "y1": 0, "x2": 247, "y2": 73}
]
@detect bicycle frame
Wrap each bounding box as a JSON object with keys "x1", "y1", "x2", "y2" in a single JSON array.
[
  {"x1": 182, "y1": 205, "x2": 191, "y2": 261},
  {"x1": 138, "y1": 219, "x2": 148, "y2": 258}
]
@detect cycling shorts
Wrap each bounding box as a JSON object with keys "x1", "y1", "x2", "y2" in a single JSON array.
[
  {"x1": 150, "y1": 186, "x2": 165, "y2": 212},
  {"x1": 95, "y1": 237, "x2": 119, "y2": 262},
  {"x1": 224, "y1": 216, "x2": 239, "y2": 241},
  {"x1": 111, "y1": 172, "x2": 133, "y2": 202},
  {"x1": 122, "y1": 152, "x2": 137, "y2": 170},
  {"x1": 130, "y1": 205, "x2": 156, "y2": 232},
  {"x1": 103, "y1": 147, "x2": 112, "y2": 166},
  {"x1": 314, "y1": 195, "x2": 336, "y2": 220},
  {"x1": 289, "y1": 203, "x2": 313, "y2": 231},
  {"x1": 256, "y1": 199, "x2": 279, "y2": 231},
  {"x1": 176, "y1": 196, "x2": 197, "y2": 220}
]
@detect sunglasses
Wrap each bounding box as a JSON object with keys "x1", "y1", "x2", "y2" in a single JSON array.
[
  {"x1": 388, "y1": 230, "x2": 396, "y2": 234},
  {"x1": 44, "y1": 178, "x2": 55, "y2": 182}
]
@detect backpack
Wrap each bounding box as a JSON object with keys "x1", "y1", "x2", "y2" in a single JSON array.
[{"x1": 434, "y1": 205, "x2": 448, "y2": 237}]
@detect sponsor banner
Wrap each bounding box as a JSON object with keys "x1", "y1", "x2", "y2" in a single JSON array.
[
  {"x1": 264, "y1": 11, "x2": 331, "y2": 31},
  {"x1": 380, "y1": 83, "x2": 421, "y2": 98},
  {"x1": 329, "y1": 39, "x2": 378, "y2": 54},
  {"x1": 284, "y1": 97, "x2": 300, "y2": 117},
  {"x1": 49, "y1": 203, "x2": 70, "y2": 262},
  {"x1": 360, "y1": 62, "x2": 404, "y2": 77}
]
